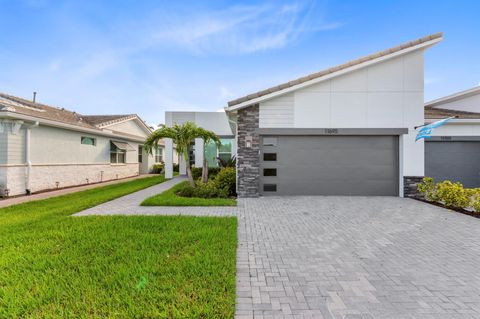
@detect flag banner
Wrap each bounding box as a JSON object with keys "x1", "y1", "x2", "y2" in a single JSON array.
[{"x1": 415, "y1": 117, "x2": 455, "y2": 141}]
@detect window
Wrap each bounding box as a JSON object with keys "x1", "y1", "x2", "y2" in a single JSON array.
[
  {"x1": 188, "y1": 142, "x2": 195, "y2": 167},
  {"x1": 81, "y1": 136, "x2": 96, "y2": 146},
  {"x1": 218, "y1": 138, "x2": 233, "y2": 164},
  {"x1": 263, "y1": 168, "x2": 277, "y2": 176},
  {"x1": 263, "y1": 153, "x2": 277, "y2": 161},
  {"x1": 110, "y1": 142, "x2": 126, "y2": 164},
  {"x1": 138, "y1": 145, "x2": 143, "y2": 163},
  {"x1": 155, "y1": 147, "x2": 163, "y2": 163},
  {"x1": 263, "y1": 137, "x2": 277, "y2": 146},
  {"x1": 263, "y1": 184, "x2": 277, "y2": 192}
]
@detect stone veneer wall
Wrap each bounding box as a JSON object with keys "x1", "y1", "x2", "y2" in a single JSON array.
[
  {"x1": 403, "y1": 176, "x2": 423, "y2": 199},
  {"x1": 1, "y1": 163, "x2": 139, "y2": 196},
  {"x1": 236, "y1": 104, "x2": 260, "y2": 197}
]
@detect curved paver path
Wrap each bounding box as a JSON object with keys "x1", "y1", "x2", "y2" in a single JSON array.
[{"x1": 74, "y1": 176, "x2": 238, "y2": 216}]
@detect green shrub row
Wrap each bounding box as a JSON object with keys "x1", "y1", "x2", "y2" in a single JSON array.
[
  {"x1": 191, "y1": 167, "x2": 222, "y2": 181},
  {"x1": 418, "y1": 177, "x2": 480, "y2": 212},
  {"x1": 178, "y1": 167, "x2": 236, "y2": 199},
  {"x1": 151, "y1": 163, "x2": 164, "y2": 174}
]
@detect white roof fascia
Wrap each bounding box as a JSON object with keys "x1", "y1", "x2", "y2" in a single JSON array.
[
  {"x1": 425, "y1": 86, "x2": 480, "y2": 107},
  {"x1": 225, "y1": 37, "x2": 442, "y2": 112}
]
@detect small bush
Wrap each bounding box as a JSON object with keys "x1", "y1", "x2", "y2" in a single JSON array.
[
  {"x1": 214, "y1": 167, "x2": 236, "y2": 196},
  {"x1": 151, "y1": 163, "x2": 164, "y2": 174},
  {"x1": 434, "y1": 180, "x2": 471, "y2": 209},
  {"x1": 177, "y1": 181, "x2": 228, "y2": 199},
  {"x1": 191, "y1": 167, "x2": 221, "y2": 181},
  {"x1": 417, "y1": 177, "x2": 437, "y2": 202}
]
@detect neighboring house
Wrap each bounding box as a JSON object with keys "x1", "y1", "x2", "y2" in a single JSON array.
[
  {"x1": 0, "y1": 93, "x2": 165, "y2": 196},
  {"x1": 163, "y1": 111, "x2": 234, "y2": 178},
  {"x1": 424, "y1": 86, "x2": 480, "y2": 187},
  {"x1": 223, "y1": 33, "x2": 443, "y2": 197}
]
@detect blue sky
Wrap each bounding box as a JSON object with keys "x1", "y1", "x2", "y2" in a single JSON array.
[{"x1": 1, "y1": 0, "x2": 479, "y2": 125}]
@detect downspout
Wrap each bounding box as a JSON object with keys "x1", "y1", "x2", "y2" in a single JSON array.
[{"x1": 25, "y1": 121, "x2": 39, "y2": 195}]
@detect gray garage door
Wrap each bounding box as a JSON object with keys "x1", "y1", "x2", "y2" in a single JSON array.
[
  {"x1": 260, "y1": 135, "x2": 399, "y2": 196},
  {"x1": 425, "y1": 140, "x2": 480, "y2": 188}
]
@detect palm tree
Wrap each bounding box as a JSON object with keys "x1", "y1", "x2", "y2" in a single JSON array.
[
  {"x1": 144, "y1": 122, "x2": 220, "y2": 187},
  {"x1": 144, "y1": 122, "x2": 199, "y2": 187},
  {"x1": 196, "y1": 127, "x2": 220, "y2": 183}
]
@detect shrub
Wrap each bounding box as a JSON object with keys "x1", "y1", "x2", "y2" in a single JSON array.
[
  {"x1": 214, "y1": 167, "x2": 236, "y2": 196},
  {"x1": 151, "y1": 163, "x2": 164, "y2": 174},
  {"x1": 191, "y1": 167, "x2": 221, "y2": 181},
  {"x1": 470, "y1": 189, "x2": 480, "y2": 213},
  {"x1": 177, "y1": 181, "x2": 228, "y2": 199},
  {"x1": 417, "y1": 177, "x2": 437, "y2": 201},
  {"x1": 434, "y1": 180, "x2": 471, "y2": 209}
]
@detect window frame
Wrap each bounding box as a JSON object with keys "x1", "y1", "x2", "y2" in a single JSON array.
[
  {"x1": 110, "y1": 141, "x2": 126, "y2": 164},
  {"x1": 81, "y1": 136, "x2": 96, "y2": 146},
  {"x1": 155, "y1": 146, "x2": 163, "y2": 163}
]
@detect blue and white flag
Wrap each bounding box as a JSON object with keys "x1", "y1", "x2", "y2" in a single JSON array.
[{"x1": 415, "y1": 117, "x2": 455, "y2": 141}]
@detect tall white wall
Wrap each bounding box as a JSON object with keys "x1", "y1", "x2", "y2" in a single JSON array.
[{"x1": 258, "y1": 50, "x2": 425, "y2": 176}]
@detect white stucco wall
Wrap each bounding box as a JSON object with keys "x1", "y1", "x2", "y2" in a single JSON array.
[
  {"x1": 30, "y1": 125, "x2": 139, "y2": 164},
  {"x1": 165, "y1": 111, "x2": 234, "y2": 136},
  {"x1": 258, "y1": 50, "x2": 425, "y2": 177},
  {"x1": 107, "y1": 119, "x2": 149, "y2": 138},
  {"x1": 429, "y1": 92, "x2": 480, "y2": 113},
  {"x1": 429, "y1": 123, "x2": 480, "y2": 136}
]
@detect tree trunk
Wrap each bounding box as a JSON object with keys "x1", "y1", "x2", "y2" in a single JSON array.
[
  {"x1": 186, "y1": 164, "x2": 195, "y2": 188},
  {"x1": 201, "y1": 157, "x2": 209, "y2": 183}
]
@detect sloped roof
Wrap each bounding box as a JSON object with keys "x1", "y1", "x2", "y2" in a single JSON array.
[
  {"x1": 0, "y1": 92, "x2": 99, "y2": 130},
  {"x1": 82, "y1": 114, "x2": 137, "y2": 126},
  {"x1": 0, "y1": 93, "x2": 151, "y2": 134},
  {"x1": 425, "y1": 106, "x2": 480, "y2": 119},
  {"x1": 227, "y1": 32, "x2": 443, "y2": 110},
  {"x1": 425, "y1": 85, "x2": 480, "y2": 108}
]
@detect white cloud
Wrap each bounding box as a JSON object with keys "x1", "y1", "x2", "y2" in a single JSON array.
[{"x1": 145, "y1": 2, "x2": 342, "y2": 55}]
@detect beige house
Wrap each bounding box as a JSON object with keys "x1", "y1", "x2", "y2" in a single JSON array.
[{"x1": 0, "y1": 92, "x2": 166, "y2": 196}]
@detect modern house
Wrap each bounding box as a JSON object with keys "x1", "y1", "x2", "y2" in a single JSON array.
[
  {"x1": 424, "y1": 86, "x2": 480, "y2": 187},
  {"x1": 223, "y1": 33, "x2": 443, "y2": 197},
  {"x1": 163, "y1": 111, "x2": 235, "y2": 178},
  {"x1": 0, "y1": 93, "x2": 166, "y2": 196}
]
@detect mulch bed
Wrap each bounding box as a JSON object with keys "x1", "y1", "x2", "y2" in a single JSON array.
[{"x1": 414, "y1": 198, "x2": 480, "y2": 219}]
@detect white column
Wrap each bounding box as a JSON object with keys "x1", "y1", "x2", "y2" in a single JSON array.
[
  {"x1": 179, "y1": 154, "x2": 187, "y2": 175},
  {"x1": 194, "y1": 138, "x2": 204, "y2": 168},
  {"x1": 164, "y1": 138, "x2": 173, "y2": 179}
]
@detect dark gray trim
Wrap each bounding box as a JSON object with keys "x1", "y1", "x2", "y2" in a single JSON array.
[
  {"x1": 256, "y1": 128, "x2": 408, "y2": 136},
  {"x1": 426, "y1": 136, "x2": 480, "y2": 142}
]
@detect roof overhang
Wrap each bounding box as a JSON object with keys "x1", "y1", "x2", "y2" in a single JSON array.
[
  {"x1": 425, "y1": 86, "x2": 480, "y2": 108},
  {"x1": 98, "y1": 115, "x2": 153, "y2": 135},
  {"x1": 225, "y1": 35, "x2": 442, "y2": 113},
  {"x1": 425, "y1": 118, "x2": 480, "y2": 124},
  {"x1": 0, "y1": 111, "x2": 146, "y2": 142}
]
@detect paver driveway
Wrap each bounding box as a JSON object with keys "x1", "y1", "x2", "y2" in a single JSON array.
[{"x1": 236, "y1": 196, "x2": 480, "y2": 319}]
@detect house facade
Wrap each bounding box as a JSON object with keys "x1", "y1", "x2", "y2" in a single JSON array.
[
  {"x1": 0, "y1": 93, "x2": 165, "y2": 196},
  {"x1": 224, "y1": 33, "x2": 443, "y2": 197},
  {"x1": 163, "y1": 111, "x2": 235, "y2": 178},
  {"x1": 424, "y1": 86, "x2": 480, "y2": 187}
]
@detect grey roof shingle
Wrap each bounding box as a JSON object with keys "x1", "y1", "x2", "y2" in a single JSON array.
[{"x1": 228, "y1": 33, "x2": 443, "y2": 108}]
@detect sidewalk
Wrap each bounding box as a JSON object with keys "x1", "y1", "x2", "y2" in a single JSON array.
[{"x1": 0, "y1": 174, "x2": 159, "y2": 208}]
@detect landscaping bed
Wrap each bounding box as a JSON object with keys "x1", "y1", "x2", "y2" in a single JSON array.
[
  {"x1": 141, "y1": 181, "x2": 237, "y2": 206},
  {"x1": 416, "y1": 177, "x2": 480, "y2": 219},
  {"x1": 0, "y1": 175, "x2": 237, "y2": 318}
]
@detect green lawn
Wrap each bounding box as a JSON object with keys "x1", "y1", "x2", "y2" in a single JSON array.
[
  {"x1": 0, "y1": 176, "x2": 237, "y2": 318},
  {"x1": 141, "y1": 181, "x2": 237, "y2": 207}
]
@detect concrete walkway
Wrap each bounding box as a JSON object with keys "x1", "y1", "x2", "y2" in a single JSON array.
[
  {"x1": 0, "y1": 174, "x2": 159, "y2": 208},
  {"x1": 74, "y1": 176, "x2": 238, "y2": 217}
]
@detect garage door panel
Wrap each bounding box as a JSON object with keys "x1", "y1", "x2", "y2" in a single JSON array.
[
  {"x1": 425, "y1": 141, "x2": 480, "y2": 188},
  {"x1": 260, "y1": 135, "x2": 399, "y2": 196}
]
